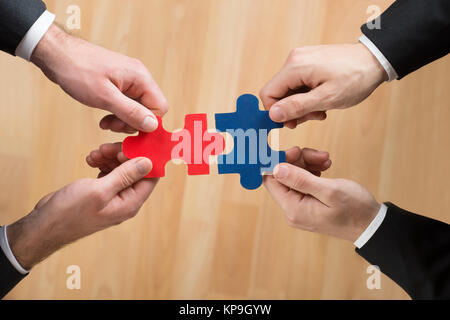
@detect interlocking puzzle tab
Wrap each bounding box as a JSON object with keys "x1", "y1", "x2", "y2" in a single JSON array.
[
  {"x1": 123, "y1": 114, "x2": 224, "y2": 178},
  {"x1": 215, "y1": 94, "x2": 286, "y2": 190}
]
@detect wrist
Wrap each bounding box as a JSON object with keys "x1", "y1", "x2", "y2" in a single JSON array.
[
  {"x1": 355, "y1": 42, "x2": 389, "y2": 84},
  {"x1": 30, "y1": 24, "x2": 70, "y2": 82},
  {"x1": 352, "y1": 201, "x2": 381, "y2": 241},
  {"x1": 7, "y1": 210, "x2": 49, "y2": 270}
]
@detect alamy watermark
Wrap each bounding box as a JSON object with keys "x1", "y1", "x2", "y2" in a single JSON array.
[
  {"x1": 66, "y1": 5, "x2": 81, "y2": 30},
  {"x1": 366, "y1": 5, "x2": 381, "y2": 30},
  {"x1": 169, "y1": 120, "x2": 282, "y2": 170},
  {"x1": 66, "y1": 265, "x2": 81, "y2": 290},
  {"x1": 366, "y1": 265, "x2": 381, "y2": 290}
]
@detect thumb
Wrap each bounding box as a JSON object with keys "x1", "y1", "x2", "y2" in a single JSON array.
[
  {"x1": 102, "y1": 157, "x2": 152, "y2": 196},
  {"x1": 106, "y1": 88, "x2": 159, "y2": 132},
  {"x1": 269, "y1": 84, "x2": 332, "y2": 123},
  {"x1": 273, "y1": 163, "x2": 334, "y2": 205}
]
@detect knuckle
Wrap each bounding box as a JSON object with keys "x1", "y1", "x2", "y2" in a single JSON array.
[
  {"x1": 159, "y1": 100, "x2": 170, "y2": 115},
  {"x1": 287, "y1": 47, "x2": 311, "y2": 64},
  {"x1": 285, "y1": 208, "x2": 308, "y2": 229},
  {"x1": 80, "y1": 177, "x2": 95, "y2": 185},
  {"x1": 259, "y1": 86, "x2": 269, "y2": 100},
  {"x1": 334, "y1": 179, "x2": 350, "y2": 202},
  {"x1": 287, "y1": 48, "x2": 302, "y2": 61},
  {"x1": 291, "y1": 172, "x2": 309, "y2": 191},
  {"x1": 125, "y1": 103, "x2": 140, "y2": 120},
  {"x1": 128, "y1": 197, "x2": 142, "y2": 215},
  {"x1": 285, "y1": 213, "x2": 298, "y2": 228},
  {"x1": 118, "y1": 170, "x2": 135, "y2": 189},
  {"x1": 110, "y1": 218, "x2": 124, "y2": 227},
  {"x1": 90, "y1": 186, "x2": 108, "y2": 205},
  {"x1": 127, "y1": 208, "x2": 140, "y2": 219},
  {"x1": 321, "y1": 84, "x2": 340, "y2": 107},
  {"x1": 132, "y1": 58, "x2": 144, "y2": 68},
  {"x1": 325, "y1": 181, "x2": 341, "y2": 200},
  {"x1": 134, "y1": 59, "x2": 149, "y2": 77},
  {"x1": 122, "y1": 202, "x2": 142, "y2": 220},
  {"x1": 289, "y1": 97, "x2": 304, "y2": 116},
  {"x1": 97, "y1": 83, "x2": 116, "y2": 108}
]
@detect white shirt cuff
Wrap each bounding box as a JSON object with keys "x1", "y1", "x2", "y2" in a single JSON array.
[
  {"x1": 354, "y1": 203, "x2": 388, "y2": 249},
  {"x1": 0, "y1": 225, "x2": 29, "y2": 275},
  {"x1": 15, "y1": 10, "x2": 56, "y2": 61},
  {"x1": 358, "y1": 34, "x2": 398, "y2": 82}
]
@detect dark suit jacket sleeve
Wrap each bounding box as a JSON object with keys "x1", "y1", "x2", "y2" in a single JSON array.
[
  {"x1": 0, "y1": 0, "x2": 47, "y2": 56},
  {"x1": 356, "y1": 203, "x2": 450, "y2": 299},
  {"x1": 0, "y1": 227, "x2": 27, "y2": 299},
  {"x1": 361, "y1": 0, "x2": 450, "y2": 79}
]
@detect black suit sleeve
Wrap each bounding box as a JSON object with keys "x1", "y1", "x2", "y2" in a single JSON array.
[
  {"x1": 0, "y1": 0, "x2": 47, "y2": 56},
  {"x1": 0, "y1": 227, "x2": 27, "y2": 299},
  {"x1": 356, "y1": 203, "x2": 450, "y2": 299},
  {"x1": 361, "y1": 0, "x2": 450, "y2": 79}
]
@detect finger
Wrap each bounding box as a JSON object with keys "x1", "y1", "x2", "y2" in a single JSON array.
[
  {"x1": 295, "y1": 111, "x2": 327, "y2": 125},
  {"x1": 121, "y1": 66, "x2": 169, "y2": 117},
  {"x1": 86, "y1": 155, "x2": 97, "y2": 168},
  {"x1": 303, "y1": 160, "x2": 332, "y2": 173},
  {"x1": 101, "y1": 157, "x2": 153, "y2": 197},
  {"x1": 87, "y1": 143, "x2": 126, "y2": 169},
  {"x1": 301, "y1": 148, "x2": 330, "y2": 166},
  {"x1": 117, "y1": 152, "x2": 128, "y2": 164},
  {"x1": 260, "y1": 66, "x2": 306, "y2": 110},
  {"x1": 311, "y1": 171, "x2": 322, "y2": 177},
  {"x1": 285, "y1": 146, "x2": 303, "y2": 164},
  {"x1": 99, "y1": 142, "x2": 123, "y2": 160},
  {"x1": 99, "y1": 115, "x2": 137, "y2": 134},
  {"x1": 105, "y1": 178, "x2": 159, "y2": 221},
  {"x1": 286, "y1": 149, "x2": 333, "y2": 172},
  {"x1": 106, "y1": 85, "x2": 159, "y2": 132},
  {"x1": 264, "y1": 175, "x2": 289, "y2": 196},
  {"x1": 263, "y1": 175, "x2": 304, "y2": 212},
  {"x1": 269, "y1": 84, "x2": 332, "y2": 122},
  {"x1": 105, "y1": 159, "x2": 122, "y2": 171},
  {"x1": 98, "y1": 172, "x2": 107, "y2": 179},
  {"x1": 86, "y1": 150, "x2": 104, "y2": 167},
  {"x1": 99, "y1": 164, "x2": 113, "y2": 174},
  {"x1": 119, "y1": 178, "x2": 159, "y2": 205},
  {"x1": 285, "y1": 120, "x2": 298, "y2": 129},
  {"x1": 286, "y1": 147, "x2": 331, "y2": 172},
  {"x1": 273, "y1": 163, "x2": 334, "y2": 205},
  {"x1": 86, "y1": 153, "x2": 118, "y2": 170},
  {"x1": 132, "y1": 76, "x2": 169, "y2": 117}
]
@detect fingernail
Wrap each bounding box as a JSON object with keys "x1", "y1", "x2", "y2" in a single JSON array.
[
  {"x1": 270, "y1": 106, "x2": 285, "y2": 122},
  {"x1": 274, "y1": 164, "x2": 289, "y2": 179},
  {"x1": 136, "y1": 158, "x2": 152, "y2": 175},
  {"x1": 141, "y1": 116, "x2": 158, "y2": 132}
]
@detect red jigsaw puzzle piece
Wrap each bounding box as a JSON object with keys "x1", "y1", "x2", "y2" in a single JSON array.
[{"x1": 122, "y1": 114, "x2": 224, "y2": 178}]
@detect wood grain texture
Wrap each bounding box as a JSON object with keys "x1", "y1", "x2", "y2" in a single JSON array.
[{"x1": 1, "y1": 0, "x2": 448, "y2": 300}]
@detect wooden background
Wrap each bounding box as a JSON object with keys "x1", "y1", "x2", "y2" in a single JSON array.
[{"x1": 1, "y1": 0, "x2": 448, "y2": 299}]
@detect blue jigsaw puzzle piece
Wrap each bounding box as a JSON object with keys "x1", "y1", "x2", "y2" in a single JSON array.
[{"x1": 215, "y1": 94, "x2": 286, "y2": 190}]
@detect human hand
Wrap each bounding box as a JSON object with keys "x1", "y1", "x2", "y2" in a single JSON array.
[
  {"x1": 264, "y1": 152, "x2": 380, "y2": 242},
  {"x1": 31, "y1": 24, "x2": 168, "y2": 133},
  {"x1": 6, "y1": 157, "x2": 156, "y2": 270},
  {"x1": 260, "y1": 43, "x2": 388, "y2": 128},
  {"x1": 86, "y1": 142, "x2": 128, "y2": 177}
]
